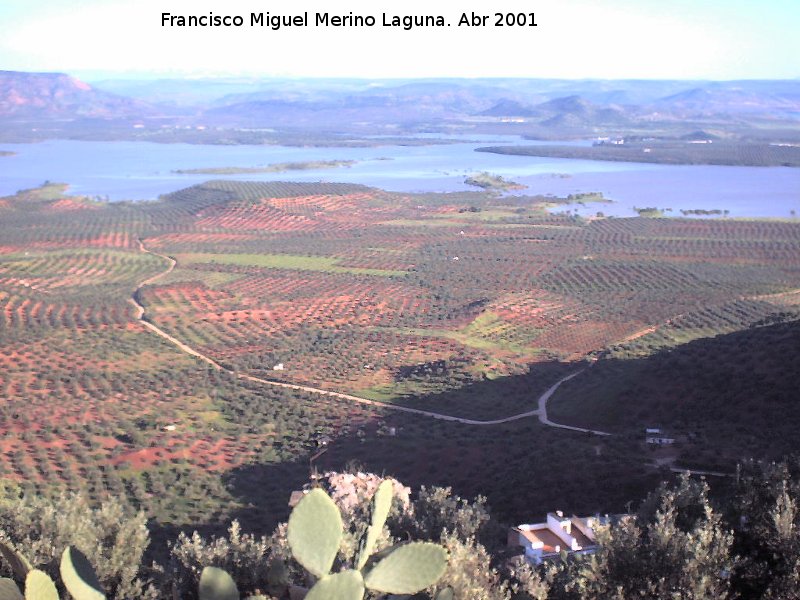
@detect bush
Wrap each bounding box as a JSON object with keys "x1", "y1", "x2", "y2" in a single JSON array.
[
  {"x1": 168, "y1": 520, "x2": 271, "y2": 599},
  {"x1": 0, "y1": 492, "x2": 155, "y2": 599}
]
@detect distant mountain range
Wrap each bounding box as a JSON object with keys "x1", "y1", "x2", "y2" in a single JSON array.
[
  {"x1": 479, "y1": 95, "x2": 631, "y2": 128},
  {"x1": 479, "y1": 99, "x2": 542, "y2": 118},
  {"x1": 655, "y1": 85, "x2": 800, "y2": 115},
  {"x1": 0, "y1": 71, "x2": 157, "y2": 119},
  {"x1": 1, "y1": 70, "x2": 798, "y2": 138}
]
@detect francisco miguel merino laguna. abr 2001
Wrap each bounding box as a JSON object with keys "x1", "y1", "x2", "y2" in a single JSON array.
[{"x1": 161, "y1": 12, "x2": 451, "y2": 31}]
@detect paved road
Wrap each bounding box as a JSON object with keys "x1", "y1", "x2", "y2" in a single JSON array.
[
  {"x1": 536, "y1": 367, "x2": 612, "y2": 436},
  {"x1": 131, "y1": 239, "x2": 610, "y2": 434}
]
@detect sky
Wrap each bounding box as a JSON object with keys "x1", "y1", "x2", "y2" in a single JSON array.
[{"x1": 0, "y1": 0, "x2": 798, "y2": 80}]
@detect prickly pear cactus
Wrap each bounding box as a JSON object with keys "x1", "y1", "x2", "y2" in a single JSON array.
[
  {"x1": 287, "y1": 488, "x2": 343, "y2": 578},
  {"x1": 24, "y1": 570, "x2": 59, "y2": 600},
  {"x1": 0, "y1": 577, "x2": 23, "y2": 600},
  {"x1": 357, "y1": 479, "x2": 393, "y2": 569},
  {"x1": 304, "y1": 570, "x2": 364, "y2": 600},
  {"x1": 288, "y1": 480, "x2": 447, "y2": 600},
  {"x1": 435, "y1": 586, "x2": 455, "y2": 600},
  {"x1": 60, "y1": 546, "x2": 105, "y2": 600},
  {"x1": 363, "y1": 542, "x2": 448, "y2": 594},
  {"x1": 198, "y1": 566, "x2": 239, "y2": 600},
  {"x1": 0, "y1": 542, "x2": 32, "y2": 581}
]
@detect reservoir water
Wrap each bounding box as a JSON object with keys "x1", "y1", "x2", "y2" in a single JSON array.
[{"x1": 0, "y1": 138, "x2": 798, "y2": 218}]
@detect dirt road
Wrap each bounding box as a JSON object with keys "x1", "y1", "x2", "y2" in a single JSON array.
[{"x1": 131, "y1": 239, "x2": 610, "y2": 434}]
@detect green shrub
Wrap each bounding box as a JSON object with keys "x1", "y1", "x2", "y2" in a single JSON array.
[
  {"x1": 0, "y1": 493, "x2": 154, "y2": 599},
  {"x1": 168, "y1": 521, "x2": 270, "y2": 599}
]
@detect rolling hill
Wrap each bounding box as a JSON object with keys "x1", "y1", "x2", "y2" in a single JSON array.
[
  {"x1": 0, "y1": 70, "x2": 158, "y2": 119},
  {"x1": 548, "y1": 317, "x2": 800, "y2": 468}
]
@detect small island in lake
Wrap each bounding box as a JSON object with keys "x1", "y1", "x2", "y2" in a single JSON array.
[
  {"x1": 174, "y1": 159, "x2": 356, "y2": 175},
  {"x1": 464, "y1": 171, "x2": 527, "y2": 191}
]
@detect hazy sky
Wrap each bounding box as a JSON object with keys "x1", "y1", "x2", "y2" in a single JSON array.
[{"x1": 1, "y1": 0, "x2": 798, "y2": 80}]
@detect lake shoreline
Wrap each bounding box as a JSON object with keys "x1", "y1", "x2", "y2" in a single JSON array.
[{"x1": 0, "y1": 138, "x2": 797, "y2": 219}]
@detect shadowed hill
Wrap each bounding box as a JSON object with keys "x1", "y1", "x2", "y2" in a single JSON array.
[
  {"x1": 548, "y1": 318, "x2": 800, "y2": 468},
  {"x1": 478, "y1": 99, "x2": 542, "y2": 117},
  {"x1": 536, "y1": 95, "x2": 630, "y2": 127}
]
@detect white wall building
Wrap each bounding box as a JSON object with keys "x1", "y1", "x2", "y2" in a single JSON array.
[
  {"x1": 645, "y1": 427, "x2": 676, "y2": 445},
  {"x1": 509, "y1": 511, "x2": 609, "y2": 564}
]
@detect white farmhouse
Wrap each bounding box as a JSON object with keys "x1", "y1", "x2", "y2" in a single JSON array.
[
  {"x1": 509, "y1": 511, "x2": 609, "y2": 564},
  {"x1": 645, "y1": 428, "x2": 675, "y2": 445}
]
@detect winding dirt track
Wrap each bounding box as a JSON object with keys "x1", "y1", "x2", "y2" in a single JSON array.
[
  {"x1": 131, "y1": 239, "x2": 611, "y2": 433},
  {"x1": 536, "y1": 367, "x2": 612, "y2": 436}
]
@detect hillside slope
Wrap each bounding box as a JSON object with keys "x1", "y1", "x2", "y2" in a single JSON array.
[
  {"x1": 548, "y1": 318, "x2": 800, "y2": 467},
  {"x1": 0, "y1": 70, "x2": 156, "y2": 119}
]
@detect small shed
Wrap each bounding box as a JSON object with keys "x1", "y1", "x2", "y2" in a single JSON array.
[{"x1": 645, "y1": 428, "x2": 675, "y2": 445}]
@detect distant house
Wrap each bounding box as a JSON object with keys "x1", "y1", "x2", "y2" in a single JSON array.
[
  {"x1": 509, "y1": 511, "x2": 612, "y2": 564},
  {"x1": 645, "y1": 428, "x2": 675, "y2": 445},
  {"x1": 593, "y1": 137, "x2": 625, "y2": 146},
  {"x1": 273, "y1": 363, "x2": 285, "y2": 371}
]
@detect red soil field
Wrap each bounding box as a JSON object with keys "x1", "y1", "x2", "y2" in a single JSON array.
[{"x1": 49, "y1": 198, "x2": 100, "y2": 211}]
